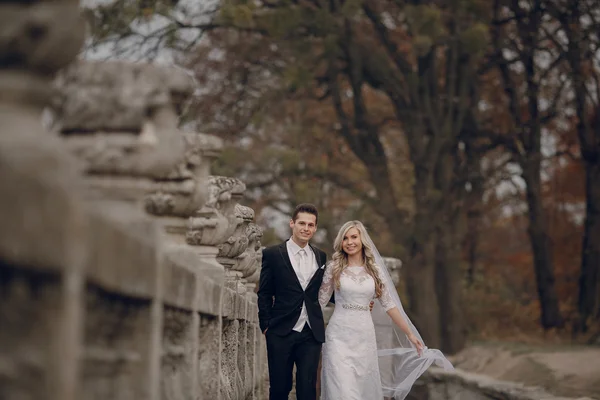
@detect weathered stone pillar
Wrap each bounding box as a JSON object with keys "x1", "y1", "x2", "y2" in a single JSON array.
[
  {"x1": 215, "y1": 201, "x2": 262, "y2": 400},
  {"x1": 186, "y1": 176, "x2": 244, "y2": 400},
  {"x1": 185, "y1": 175, "x2": 263, "y2": 400},
  {"x1": 144, "y1": 132, "x2": 226, "y2": 400},
  {"x1": 52, "y1": 60, "x2": 194, "y2": 400},
  {"x1": 0, "y1": 2, "x2": 85, "y2": 400},
  {"x1": 52, "y1": 60, "x2": 191, "y2": 201},
  {"x1": 383, "y1": 257, "x2": 403, "y2": 287}
]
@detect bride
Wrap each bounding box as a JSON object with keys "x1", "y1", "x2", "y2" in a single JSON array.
[{"x1": 318, "y1": 221, "x2": 453, "y2": 400}]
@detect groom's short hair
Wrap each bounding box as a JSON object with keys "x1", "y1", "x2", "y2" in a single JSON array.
[{"x1": 292, "y1": 203, "x2": 318, "y2": 224}]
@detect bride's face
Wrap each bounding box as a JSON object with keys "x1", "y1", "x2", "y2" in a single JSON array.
[{"x1": 342, "y1": 227, "x2": 363, "y2": 257}]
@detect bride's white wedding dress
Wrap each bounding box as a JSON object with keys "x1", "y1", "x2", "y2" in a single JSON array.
[{"x1": 318, "y1": 265, "x2": 395, "y2": 399}]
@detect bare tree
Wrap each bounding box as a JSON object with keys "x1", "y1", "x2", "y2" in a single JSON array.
[{"x1": 546, "y1": 0, "x2": 600, "y2": 333}]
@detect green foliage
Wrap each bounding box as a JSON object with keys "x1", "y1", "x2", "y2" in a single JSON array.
[
  {"x1": 256, "y1": 5, "x2": 338, "y2": 39},
  {"x1": 262, "y1": 7, "x2": 304, "y2": 38},
  {"x1": 340, "y1": 0, "x2": 363, "y2": 18},
  {"x1": 260, "y1": 227, "x2": 282, "y2": 247},
  {"x1": 459, "y1": 23, "x2": 489, "y2": 56},
  {"x1": 447, "y1": 0, "x2": 489, "y2": 17},
  {"x1": 307, "y1": 9, "x2": 339, "y2": 37},
  {"x1": 413, "y1": 35, "x2": 434, "y2": 57},
  {"x1": 404, "y1": 5, "x2": 446, "y2": 40},
  {"x1": 211, "y1": 147, "x2": 243, "y2": 177},
  {"x1": 218, "y1": 2, "x2": 256, "y2": 28},
  {"x1": 323, "y1": 34, "x2": 342, "y2": 56},
  {"x1": 272, "y1": 148, "x2": 302, "y2": 173},
  {"x1": 463, "y1": 0, "x2": 491, "y2": 19},
  {"x1": 283, "y1": 65, "x2": 313, "y2": 91}
]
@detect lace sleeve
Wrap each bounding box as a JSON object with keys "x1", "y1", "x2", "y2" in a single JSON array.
[
  {"x1": 318, "y1": 263, "x2": 334, "y2": 308},
  {"x1": 378, "y1": 280, "x2": 396, "y2": 311}
]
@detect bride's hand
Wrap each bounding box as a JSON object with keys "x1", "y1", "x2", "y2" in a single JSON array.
[{"x1": 408, "y1": 334, "x2": 424, "y2": 356}]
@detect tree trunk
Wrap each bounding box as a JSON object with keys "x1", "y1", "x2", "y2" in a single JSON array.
[
  {"x1": 522, "y1": 160, "x2": 563, "y2": 328},
  {"x1": 358, "y1": 140, "x2": 444, "y2": 346},
  {"x1": 434, "y1": 147, "x2": 467, "y2": 354},
  {"x1": 405, "y1": 217, "x2": 441, "y2": 348},
  {"x1": 463, "y1": 139, "x2": 485, "y2": 286},
  {"x1": 403, "y1": 175, "x2": 442, "y2": 349},
  {"x1": 560, "y1": 4, "x2": 600, "y2": 331},
  {"x1": 435, "y1": 221, "x2": 466, "y2": 354},
  {"x1": 465, "y1": 211, "x2": 479, "y2": 286},
  {"x1": 578, "y1": 152, "x2": 600, "y2": 329}
]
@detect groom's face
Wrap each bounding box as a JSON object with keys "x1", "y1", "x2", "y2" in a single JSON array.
[{"x1": 290, "y1": 212, "x2": 317, "y2": 246}]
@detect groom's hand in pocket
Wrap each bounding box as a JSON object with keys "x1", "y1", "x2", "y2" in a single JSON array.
[{"x1": 369, "y1": 301, "x2": 374, "y2": 311}]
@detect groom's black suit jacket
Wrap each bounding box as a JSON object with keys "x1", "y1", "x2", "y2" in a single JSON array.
[{"x1": 257, "y1": 241, "x2": 328, "y2": 343}]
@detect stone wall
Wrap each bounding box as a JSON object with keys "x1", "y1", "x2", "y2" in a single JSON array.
[{"x1": 0, "y1": 2, "x2": 266, "y2": 400}]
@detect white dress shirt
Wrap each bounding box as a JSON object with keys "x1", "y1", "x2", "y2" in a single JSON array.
[{"x1": 287, "y1": 238, "x2": 318, "y2": 332}]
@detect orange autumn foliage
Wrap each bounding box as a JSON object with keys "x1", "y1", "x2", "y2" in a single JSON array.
[{"x1": 464, "y1": 151, "x2": 585, "y2": 341}]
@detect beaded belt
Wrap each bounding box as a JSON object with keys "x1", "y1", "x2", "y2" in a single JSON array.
[{"x1": 341, "y1": 303, "x2": 369, "y2": 311}]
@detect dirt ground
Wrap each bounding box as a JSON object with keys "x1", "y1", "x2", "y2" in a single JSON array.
[
  {"x1": 262, "y1": 342, "x2": 600, "y2": 399},
  {"x1": 450, "y1": 342, "x2": 600, "y2": 399}
]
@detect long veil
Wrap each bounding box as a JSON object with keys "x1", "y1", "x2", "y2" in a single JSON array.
[{"x1": 365, "y1": 233, "x2": 454, "y2": 399}]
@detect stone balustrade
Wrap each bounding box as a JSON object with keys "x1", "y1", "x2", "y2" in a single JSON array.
[{"x1": 0, "y1": 1, "x2": 265, "y2": 400}]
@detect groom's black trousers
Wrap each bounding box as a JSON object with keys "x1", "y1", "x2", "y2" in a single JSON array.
[{"x1": 265, "y1": 324, "x2": 322, "y2": 400}]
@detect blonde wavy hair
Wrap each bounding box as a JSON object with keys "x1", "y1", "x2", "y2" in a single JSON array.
[{"x1": 331, "y1": 221, "x2": 385, "y2": 298}]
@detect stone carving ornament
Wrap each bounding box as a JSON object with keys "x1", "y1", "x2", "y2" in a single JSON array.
[
  {"x1": 186, "y1": 176, "x2": 246, "y2": 246},
  {"x1": 235, "y1": 223, "x2": 263, "y2": 283},
  {"x1": 217, "y1": 204, "x2": 255, "y2": 259},
  {"x1": 0, "y1": 1, "x2": 85, "y2": 79},
  {"x1": 145, "y1": 133, "x2": 224, "y2": 218},
  {"x1": 52, "y1": 61, "x2": 193, "y2": 180}
]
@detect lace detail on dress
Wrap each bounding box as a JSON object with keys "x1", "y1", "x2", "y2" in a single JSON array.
[
  {"x1": 343, "y1": 265, "x2": 374, "y2": 284},
  {"x1": 372, "y1": 262, "x2": 396, "y2": 311},
  {"x1": 378, "y1": 281, "x2": 396, "y2": 311},
  {"x1": 318, "y1": 263, "x2": 334, "y2": 308},
  {"x1": 343, "y1": 272, "x2": 372, "y2": 285}
]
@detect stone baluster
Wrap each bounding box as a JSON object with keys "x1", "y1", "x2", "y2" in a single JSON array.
[
  {"x1": 383, "y1": 257, "x2": 403, "y2": 287},
  {"x1": 54, "y1": 87, "x2": 232, "y2": 400},
  {"x1": 184, "y1": 175, "x2": 263, "y2": 400},
  {"x1": 0, "y1": 2, "x2": 86, "y2": 400},
  {"x1": 186, "y1": 176, "x2": 247, "y2": 247},
  {"x1": 215, "y1": 203, "x2": 255, "y2": 399},
  {"x1": 145, "y1": 132, "x2": 223, "y2": 218},
  {"x1": 237, "y1": 223, "x2": 264, "y2": 297},
  {"x1": 143, "y1": 138, "x2": 263, "y2": 400},
  {"x1": 217, "y1": 204, "x2": 255, "y2": 292},
  {"x1": 51, "y1": 60, "x2": 194, "y2": 400},
  {"x1": 143, "y1": 132, "x2": 226, "y2": 400},
  {"x1": 52, "y1": 60, "x2": 192, "y2": 202},
  {"x1": 225, "y1": 217, "x2": 263, "y2": 400}
]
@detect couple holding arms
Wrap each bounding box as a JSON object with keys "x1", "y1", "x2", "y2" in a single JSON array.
[{"x1": 258, "y1": 203, "x2": 453, "y2": 400}]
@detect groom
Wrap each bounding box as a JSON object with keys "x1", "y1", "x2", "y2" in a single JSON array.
[{"x1": 257, "y1": 203, "x2": 327, "y2": 400}]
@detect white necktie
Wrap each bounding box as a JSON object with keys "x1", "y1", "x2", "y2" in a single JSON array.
[{"x1": 298, "y1": 249, "x2": 308, "y2": 285}]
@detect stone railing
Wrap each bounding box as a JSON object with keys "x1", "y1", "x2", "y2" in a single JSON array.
[{"x1": 0, "y1": 2, "x2": 265, "y2": 400}]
